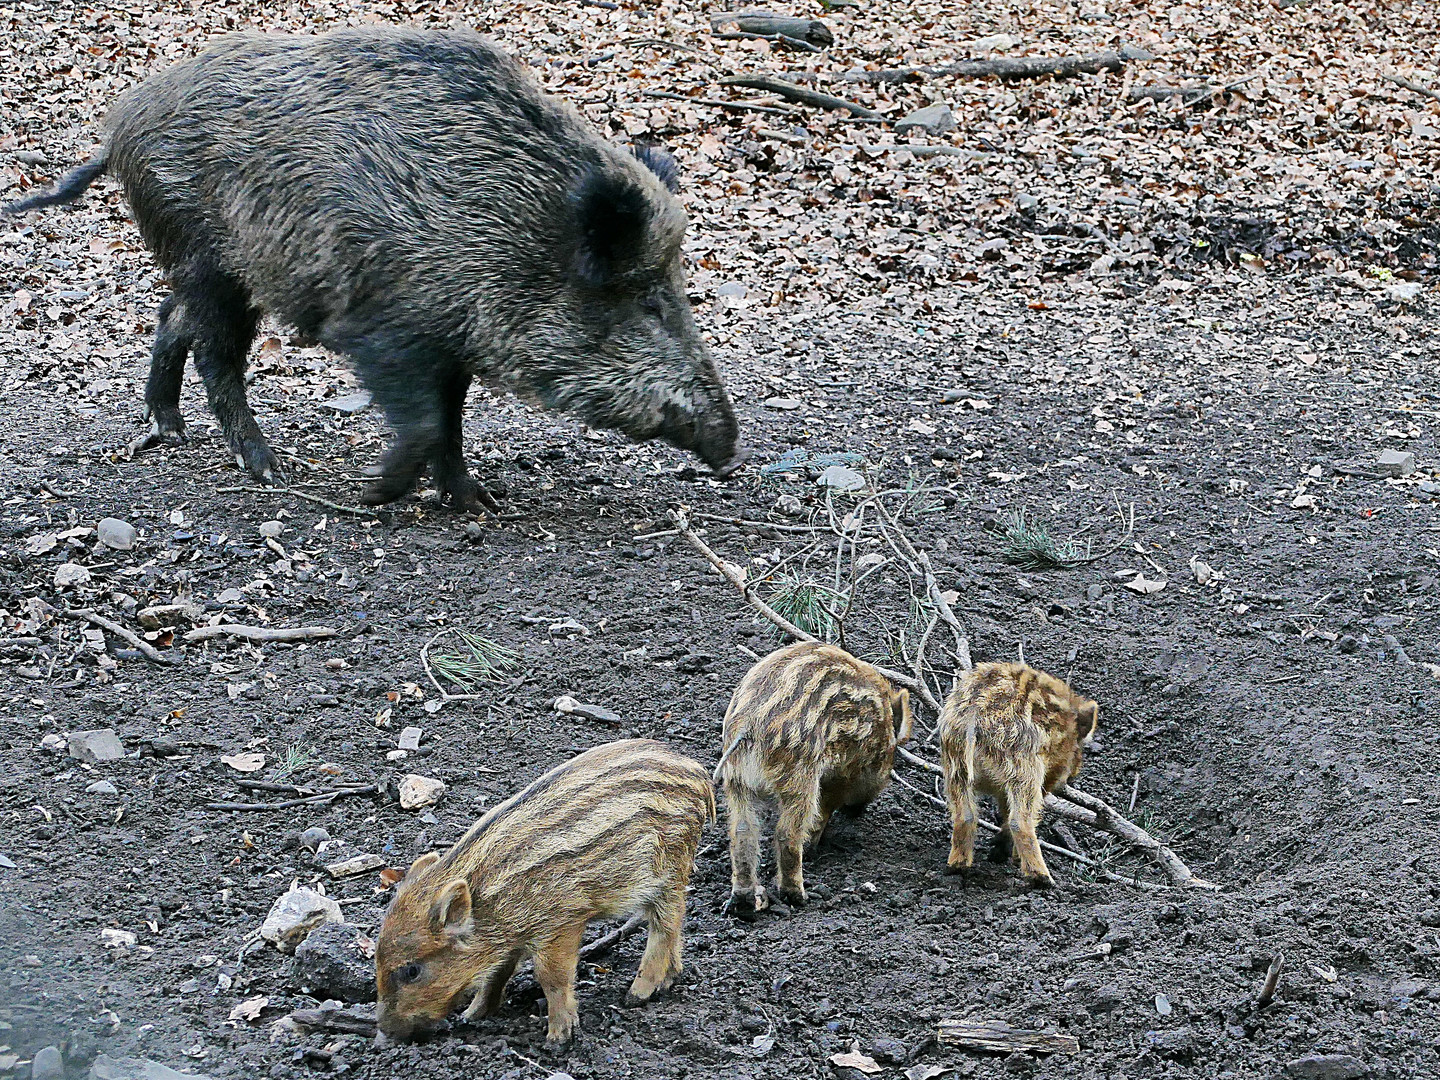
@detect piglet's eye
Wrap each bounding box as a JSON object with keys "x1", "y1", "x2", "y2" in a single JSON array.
[{"x1": 395, "y1": 962, "x2": 424, "y2": 985}]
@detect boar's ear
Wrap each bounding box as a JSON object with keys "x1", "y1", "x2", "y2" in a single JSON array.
[
  {"x1": 632, "y1": 143, "x2": 680, "y2": 193},
  {"x1": 573, "y1": 167, "x2": 650, "y2": 287},
  {"x1": 1076, "y1": 701, "x2": 1099, "y2": 742},
  {"x1": 892, "y1": 688, "x2": 913, "y2": 746},
  {"x1": 405, "y1": 852, "x2": 441, "y2": 881},
  {"x1": 429, "y1": 879, "x2": 474, "y2": 939}
]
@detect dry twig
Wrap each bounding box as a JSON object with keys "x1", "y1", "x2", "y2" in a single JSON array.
[
  {"x1": 720, "y1": 75, "x2": 880, "y2": 118},
  {"x1": 63, "y1": 608, "x2": 173, "y2": 665},
  {"x1": 1256, "y1": 952, "x2": 1285, "y2": 1009},
  {"x1": 579, "y1": 913, "x2": 646, "y2": 960},
  {"x1": 214, "y1": 485, "x2": 374, "y2": 516},
  {"x1": 1381, "y1": 70, "x2": 1440, "y2": 104},
  {"x1": 840, "y1": 47, "x2": 1150, "y2": 85}
]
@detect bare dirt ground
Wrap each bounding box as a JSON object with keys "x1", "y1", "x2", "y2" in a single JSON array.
[{"x1": 3, "y1": 2, "x2": 1440, "y2": 1080}]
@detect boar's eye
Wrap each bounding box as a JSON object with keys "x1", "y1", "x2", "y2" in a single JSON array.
[{"x1": 394, "y1": 962, "x2": 424, "y2": 986}]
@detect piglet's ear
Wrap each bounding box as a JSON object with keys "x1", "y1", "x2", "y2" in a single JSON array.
[
  {"x1": 429, "y1": 879, "x2": 474, "y2": 938},
  {"x1": 405, "y1": 852, "x2": 441, "y2": 881},
  {"x1": 573, "y1": 167, "x2": 650, "y2": 287},
  {"x1": 1076, "y1": 701, "x2": 1098, "y2": 740},
  {"x1": 632, "y1": 143, "x2": 680, "y2": 193}
]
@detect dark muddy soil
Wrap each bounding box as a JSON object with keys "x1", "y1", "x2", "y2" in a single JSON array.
[{"x1": 3, "y1": 266, "x2": 1439, "y2": 1080}]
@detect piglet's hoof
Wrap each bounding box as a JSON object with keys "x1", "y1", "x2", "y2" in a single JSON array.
[
  {"x1": 775, "y1": 886, "x2": 807, "y2": 909},
  {"x1": 722, "y1": 888, "x2": 767, "y2": 920}
]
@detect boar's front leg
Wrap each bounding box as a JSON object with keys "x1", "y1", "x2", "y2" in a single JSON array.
[
  {"x1": 136, "y1": 294, "x2": 190, "y2": 451},
  {"x1": 430, "y1": 364, "x2": 498, "y2": 512},
  {"x1": 181, "y1": 265, "x2": 276, "y2": 482},
  {"x1": 532, "y1": 923, "x2": 586, "y2": 1046},
  {"x1": 461, "y1": 952, "x2": 521, "y2": 1022},
  {"x1": 626, "y1": 890, "x2": 686, "y2": 1006}
]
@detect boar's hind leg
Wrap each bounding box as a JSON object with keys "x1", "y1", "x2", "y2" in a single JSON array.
[
  {"x1": 625, "y1": 891, "x2": 685, "y2": 1006},
  {"x1": 180, "y1": 267, "x2": 275, "y2": 482},
  {"x1": 722, "y1": 781, "x2": 767, "y2": 917},
  {"x1": 138, "y1": 295, "x2": 190, "y2": 449},
  {"x1": 945, "y1": 777, "x2": 979, "y2": 875},
  {"x1": 1006, "y1": 774, "x2": 1054, "y2": 887},
  {"x1": 533, "y1": 924, "x2": 586, "y2": 1046},
  {"x1": 773, "y1": 794, "x2": 817, "y2": 907},
  {"x1": 430, "y1": 365, "x2": 498, "y2": 513}
]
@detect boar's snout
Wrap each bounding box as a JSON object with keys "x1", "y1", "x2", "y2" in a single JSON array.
[
  {"x1": 656, "y1": 381, "x2": 745, "y2": 478},
  {"x1": 374, "y1": 1008, "x2": 443, "y2": 1046}
]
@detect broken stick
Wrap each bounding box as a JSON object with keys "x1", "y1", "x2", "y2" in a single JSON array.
[
  {"x1": 183, "y1": 624, "x2": 338, "y2": 644},
  {"x1": 64, "y1": 608, "x2": 173, "y2": 665},
  {"x1": 1055, "y1": 785, "x2": 1217, "y2": 889},
  {"x1": 840, "y1": 46, "x2": 1151, "y2": 85},
  {"x1": 580, "y1": 913, "x2": 646, "y2": 960},
  {"x1": 1380, "y1": 71, "x2": 1440, "y2": 104},
  {"x1": 937, "y1": 1020, "x2": 1079, "y2": 1055},
  {"x1": 720, "y1": 75, "x2": 880, "y2": 118},
  {"x1": 712, "y1": 13, "x2": 834, "y2": 48},
  {"x1": 1256, "y1": 952, "x2": 1285, "y2": 1009}
]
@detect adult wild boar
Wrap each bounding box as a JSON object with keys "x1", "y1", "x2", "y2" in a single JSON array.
[{"x1": 5, "y1": 26, "x2": 744, "y2": 509}]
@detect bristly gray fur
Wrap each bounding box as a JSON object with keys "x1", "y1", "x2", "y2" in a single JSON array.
[{"x1": 7, "y1": 27, "x2": 743, "y2": 503}]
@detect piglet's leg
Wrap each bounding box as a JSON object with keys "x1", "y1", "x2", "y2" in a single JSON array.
[
  {"x1": 462, "y1": 952, "x2": 520, "y2": 1021},
  {"x1": 626, "y1": 892, "x2": 685, "y2": 1005},
  {"x1": 723, "y1": 781, "x2": 767, "y2": 916},
  {"x1": 946, "y1": 779, "x2": 978, "y2": 874},
  {"x1": 1007, "y1": 771, "x2": 1054, "y2": 888},
  {"x1": 533, "y1": 924, "x2": 586, "y2": 1046},
  {"x1": 773, "y1": 794, "x2": 817, "y2": 907}
]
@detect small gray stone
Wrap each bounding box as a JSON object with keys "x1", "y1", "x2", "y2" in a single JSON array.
[
  {"x1": 895, "y1": 103, "x2": 956, "y2": 135},
  {"x1": 298, "y1": 826, "x2": 331, "y2": 851},
  {"x1": 86, "y1": 780, "x2": 118, "y2": 796},
  {"x1": 775, "y1": 494, "x2": 805, "y2": 517},
  {"x1": 1377, "y1": 448, "x2": 1416, "y2": 477},
  {"x1": 867, "y1": 1036, "x2": 908, "y2": 1065},
  {"x1": 68, "y1": 729, "x2": 125, "y2": 763},
  {"x1": 715, "y1": 281, "x2": 747, "y2": 299},
  {"x1": 816, "y1": 464, "x2": 866, "y2": 492},
  {"x1": 96, "y1": 517, "x2": 137, "y2": 551},
  {"x1": 398, "y1": 774, "x2": 447, "y2": 810},
  {"x1": 259, "y1": 885, "x2": 343, "y2": 953},
  {"x1": 292, "y1": 922, "x2": 376, "y2": 1003},
  {"x1": 258, "y1": 520, "x2": 284, "y2": 539},
  {"x1": 32, "y1": 1045, "x2": 64, "y2": 1080},
  {"x1": 40, "y1": 733, "x2": 67, "y2": 754},
  {"x1": 1337, "y1": 634, "x2": 1360, "y2": 654},
  {"x1": 764, "y1": 396, "x2": 804, "y2": 411},
  {"x1": 1086, "y1": 583, "x2": 1106, "y2": 602},
  {"x1": 325, "y1": 390, "x2": 373, "y2": 414},
  {"x1": 15, "y1": 150, "x2": 49, "y2": 166},
  {"x1": 1282, "y1": 1054, "x2": 1369, "y2": 1080},
  {"x1": 54, "y1": 562, "x2": 92, "y2": 589},
  {"x1": 397, "y1": 726, "x2": 423, "y2": 751}
]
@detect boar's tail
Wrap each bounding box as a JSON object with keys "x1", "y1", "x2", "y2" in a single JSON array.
[
  {"x1": 3, "y1": 153, "x2": 108, "y2": 215},
  {"x1": 711, "y1": 734, "x2": 751, "y2": 786}
]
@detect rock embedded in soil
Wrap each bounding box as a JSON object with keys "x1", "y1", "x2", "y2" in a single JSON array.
[
  {"x1": 90, "y1": 1054, "x2": 216, "y2": 1079},
  {"x1": 398, "y1": 774, "x2": 446, "y2": 810},
  {"x1": 54, "y1": 562, "x2": 92, "y2": 588},
  {"x1": 894, "y1": 103, "x2": 956, "y2": 135},
  {"x1": 68, "y1": 729, "x2": 124, "y2": 763},
  {"x1": 258, "y1": 520, "x2": 284, "y2": 538},
  {"x1": 867, "y1": 1037, "x2": 908, "y2": 1065},
  {"x1": 816, "y1": 464, "x2": 866, "y2": 491},
  {"x1": 259, "y1": 885, "x2": 343, "y2": 954},
  {"x1": 291, "y1": 922, "x2": 376, "y2": 1003},
  {"x1": 96, "y1": 517, "x2": 136, "y2": 550},
  {"x1": 1376, "y1": 449, "x2": 1416, "y2": 477},
  {"x1": 31, "y1": 1045, "x2": 63, "y2": 1080},
  {"x1": 397, "y1": 726, "x2": 423, "y2": 752},
  {"x1": 85, "y1": 780, "x2": 118, "y2": 796},
  {"x1": 1282, "y1": 1054, "x2": 1370, "y2": 1080}
]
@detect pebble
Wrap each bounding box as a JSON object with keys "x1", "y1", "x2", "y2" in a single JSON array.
[
  {"x1": 1376, "y1": 449, "x2": 1416, "y2": 477},
  {"x1": 1337, "y1": 634, "x2": 1360, "y2": 654},
  {"x1": 258, "y1": 520, "x2": 284, "y2": 538},
  {"x1": 99, "y1": 928, "x2": 137, "y2": 950},
  {"x1": 40, "y1": 734, "x2": 67, "y2": 754},
  {"x1": 894, "y1": 102, "x2": 956, "y2": 135},
  {"x1": 553, "y1": 696, "x2": 622, "y2": 725},
  {"x1": 1282, "y1": 1054, "x2": 1369, "y2": 1080},
  {"x1": 259, "y1": 885, "x2": 343, "y2": 954},
  {"x1": 96, "y1": 517, "x2": 137, "y2": 551},
  {"x1": 85, "y1": 780, "x2": 118, "y2": 796},
  {"x1": 867, "y1": 1037, "x2": 908, "y2": 1065},
  {"x1": 398, "y1": 774, "x2": 447, "y2": 810},
  {"x1": 940, "y1": 388, "x2": 965, "y2": 403},
  {"x1": 775, "y1": 494, "x2": 805, "y2": 517},
  {"x1": 298, "y1": 827, "x2": 331, "y2": 851},
  {"x1": 397, "y1": 726, "x2": 423, "y2": 752},
  {"x1": 54, "y1": 562, "x2": 92, "y2": 588},
  {"x1": 68, "y1": 729, "x2": 125, "y2": 763},
  {"x1": 324, "y1": 390, "x2": 373, "y2": 415},
  {"x1": 15, "y1": 149, "x2": 48, "y2": 166},
  {"x1": 764, "y1": 396, "x2": 803, "y2": 411},
  {"x1": 31, "y1": 1045, "x2": 63, "y2": 1080},
  {"x1": 291, "y1": 922, "x2": 376, "y2": 1003},
  {"x1": 715, "y1": 281, "x2": 747, "y2": 299}
]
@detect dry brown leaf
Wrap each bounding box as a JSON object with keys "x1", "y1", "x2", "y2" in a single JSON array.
[
  {"x1": 220, "y1": 752, "x2": 266, "y2": 773},
  {"x1": 830, "y1": 1050, "x2": 883, "y2": 1075}
]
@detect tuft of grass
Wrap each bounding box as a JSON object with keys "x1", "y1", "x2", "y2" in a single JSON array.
[
  {"x1": 765, "y1": 573, "x2": 840, "y2": 641},
  {"x1": 427, "y1": 629, "x2": 521, "y2": 693},
  {"x1": 272, "y1": 743, "x2": 315, "y2": 781},
  {"x1": 993, "y1": 507, "x2": 1080, "y2": 570}
]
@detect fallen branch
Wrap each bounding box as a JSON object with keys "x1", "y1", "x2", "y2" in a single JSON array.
[
  {"x1": 1128, "y1": 73, "x2": 1259, "y2": 107},
  {"x1": 840, "y1": 46, "x2": 1151, "y2": 85},
  {"x1": 63, "y1": 608, "x2": 173, "y2": 665},
  {"x1": 715, "y1": 31, "x2": 821, "y2": 53},
  {"x1": 711, "y1": 13, "x2": 834, "y2": 48},
  {"x1": 642, "y1": 89, "x2": 794, "y2": 116},
  {"x1": 213, "y1": 485, "x2": 374, "y2": 517},
  {"x1": 205, "y1": 783, "x2": 382, "y2": 812},
  {"x1": 1054, "y1": 786, "x2": 1217, "y2": 889},
  {"x1": 580, "y1": 913, "x2": 646, "y2": 960},
  {"x1": 937, "y1": 1020, "x2": 1078, "y2": 1056},
  {"x1": 183, "y1": 624, "x2": 337, "y2": 644},
  {"x1": 1381, "y1": 70, "x2": 1440, "y2": 104},
  {"x1": 720, "y1": 75, "x2": 880, "y2": 118}
]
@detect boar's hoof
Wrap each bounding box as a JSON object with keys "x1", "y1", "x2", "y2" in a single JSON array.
[
  {"x1": 437, "y1": 472, "x2": 501, "y2": 514},
  {"x1": 775, "y1": 886, "x2": 807, "y2": 909},
  {"x1": 544, "y1": 1018, "x2": 578, "y2": 1048},
  {"x1": 722, "y1": 888, "x2": 767, "y2": 920},
  {"x1": 137, "y1": 409, "x2": 187, "y2": 450},
  {"x1": 943, "y1": 858, "x2": 972, "y2": 879},
  {"x1": 233, "y1": 438, "x2": 284, "y2": 485},
  {"x1": 712, "y1": 447, "x2": 750, "y2": 479},
  {"x1": 360, "y1": 474, "x2": 417, "y2": 507},
  {"x1": 1023, "y1": 872, "x2": 1056, "y2": 891},
  {"x1": 986, "y1": 834, "x2": 1014, "y2": 865}
]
